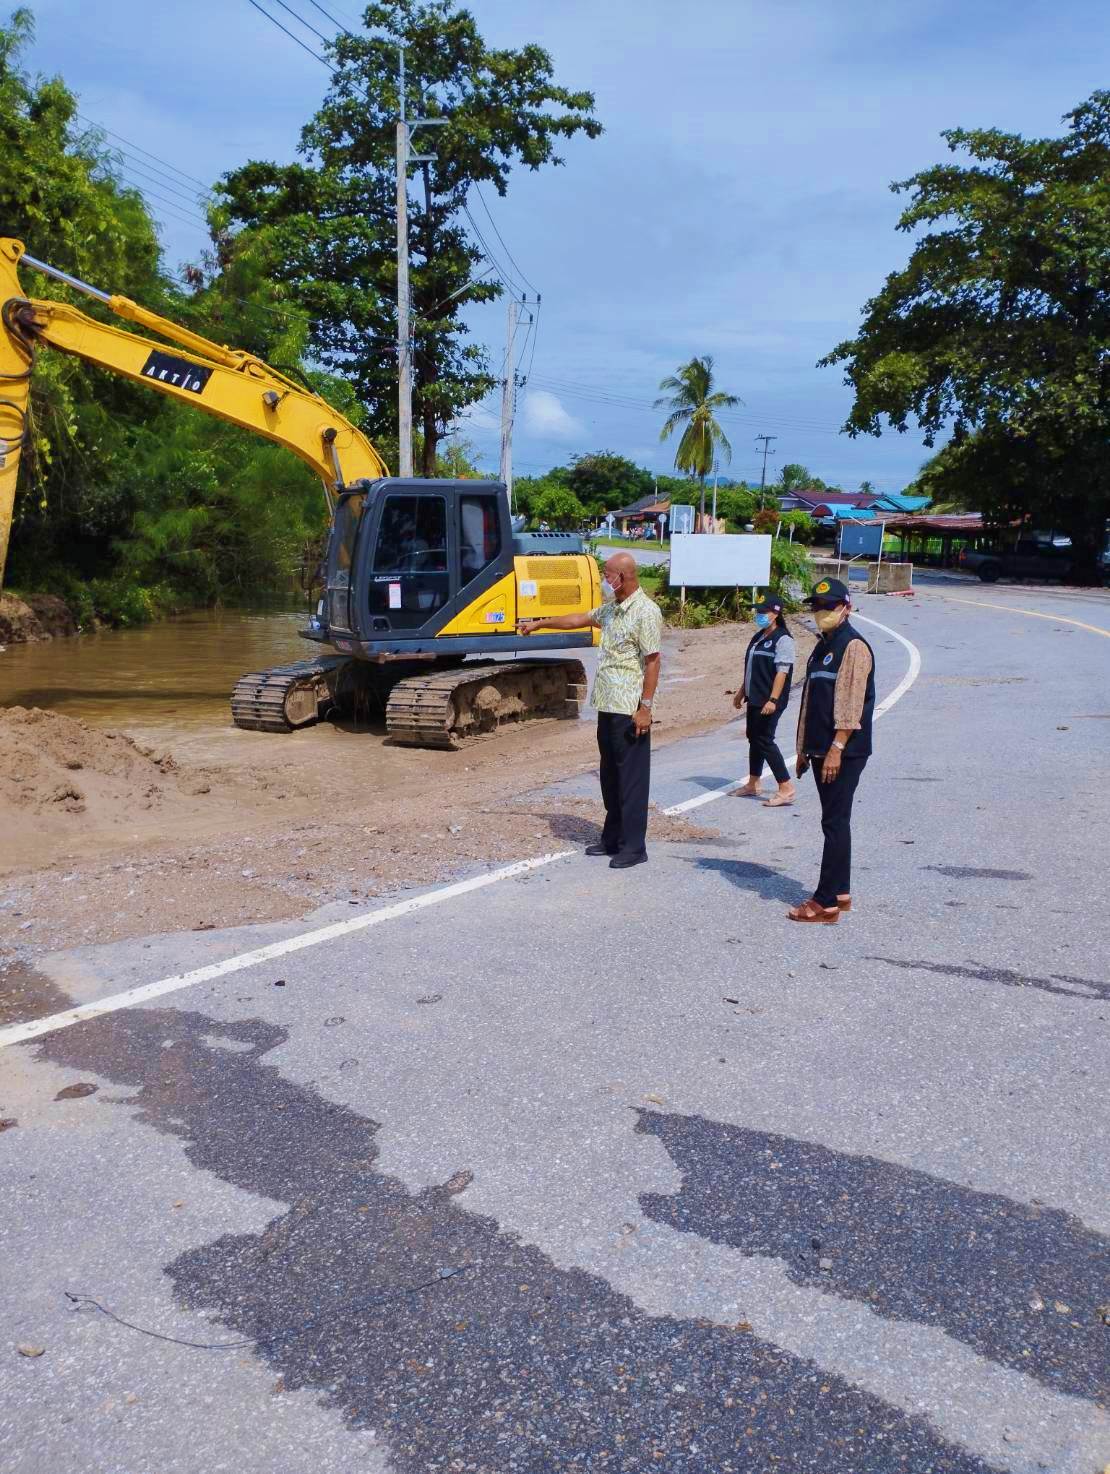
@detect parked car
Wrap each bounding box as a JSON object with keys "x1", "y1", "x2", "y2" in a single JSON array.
[{"x1": 958, "y1": 536, "x2": 1074, "y2": 583}]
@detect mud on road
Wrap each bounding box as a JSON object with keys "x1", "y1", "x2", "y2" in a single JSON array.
[{"x1": 1, "y1": 622, "x2": 790, "y2": 960}]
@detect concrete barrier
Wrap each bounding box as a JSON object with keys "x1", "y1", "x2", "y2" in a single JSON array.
[{"x1": 867, "y1": 561, "x2": 913, "y2": 594}]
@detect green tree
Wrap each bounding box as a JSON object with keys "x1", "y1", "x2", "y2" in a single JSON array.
[
  {"x1": 821, "y1": 92, "x2": 1110, "y2": 577},
  {"x1": 567, "y1": 451, "x2": 653, "y2": 512},
  {"x1": 858, "y1": 479, "x2": 876, "y2": 496},
  {"x1": 531, "y1": 484, "x2": 586, "y2": 529},
  {"x1": 655, "y1": 356, "x2": 741, "y2": 523},
  {"x1": 777, "y1": 463, "x2": 824, "y2": 493},
  {"x1": 216, "y1": 0, "x2": 600, "y2": 476},
  {"x1": 1, "y1": 7, "x2": 167, "y2": 590}
]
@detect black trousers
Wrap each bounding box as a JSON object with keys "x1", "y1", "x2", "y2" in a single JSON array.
[
  {"x1": 597, "y1": 712, "x2": 651, "y2": 857},
  {"x1": 811, "y1": 755, "x2": 867, "y2": 906},
  {"x1": 746, "y1": 706, "x2": 789, "y2": 784}
]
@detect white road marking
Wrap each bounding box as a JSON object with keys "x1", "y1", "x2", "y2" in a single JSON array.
[
  {"x1": 662, "y1": 613, "x2": 922, "y2": 815},
  {"x1": 0, "y1": 852, "x2": 572, "y2": 1049},
  {"x1": 0, "y1": 615, "x2": 923, "y2": 1048}
]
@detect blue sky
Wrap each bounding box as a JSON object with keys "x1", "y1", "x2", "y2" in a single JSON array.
[{"x1": 23, "y1": 0, "x2": 1110, "y2": 490}]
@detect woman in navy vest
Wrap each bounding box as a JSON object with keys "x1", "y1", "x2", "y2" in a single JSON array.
[
  {"x1": 732, "y1": 596, "x2": 796, "y2": 808},
  {"x1": 788, "y1": 577, "x2": 875, "y2": 924}
]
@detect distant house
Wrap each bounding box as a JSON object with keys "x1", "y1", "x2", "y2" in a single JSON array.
[
  {"x1": 865, "y1": 493, "x2": 932, "y2": 515},
  {"x1": 609, "y1": 493, "x2": 671, "y2": 534},
  {"x1": 777, "y1": 488, "x2": 933, "y2": 519},
  {"x1": 777, "y1": 489, "x2": 874, "y2": 515}
]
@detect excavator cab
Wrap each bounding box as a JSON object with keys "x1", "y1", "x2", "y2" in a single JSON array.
[{"x1": 321, "y1": 478, "x2": 525, "y2": 653}]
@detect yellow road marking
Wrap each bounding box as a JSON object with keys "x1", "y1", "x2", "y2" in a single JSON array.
[{"x1": 947, "y1": 597, "x2": 1110, "y2": 639}]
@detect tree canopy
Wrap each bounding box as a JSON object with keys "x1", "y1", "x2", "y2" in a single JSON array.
[
  {"x1": 822, "y1": 92, "x2": 1110, "y2": 573},
  {"x1": 216, "y1": 0, "x2": 600, "y2": 475},
  {"x1": 0, "y1": 8, "x2": 332, "y2": 616}
]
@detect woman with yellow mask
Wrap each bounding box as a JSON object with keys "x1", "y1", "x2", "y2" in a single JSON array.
[{"x1": 788, "y1": 578, "x2": 875, "y2": 925}]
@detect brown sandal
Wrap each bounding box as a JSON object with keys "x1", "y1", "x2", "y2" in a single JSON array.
[
  {"x1": 837, "y1": 895, "x2": 852, "y2": 912},
  {"x1": 787, "y1": 898, "x2": 839, "y2": 925}
]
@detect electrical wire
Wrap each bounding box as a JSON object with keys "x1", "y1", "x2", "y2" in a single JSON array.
[
  {"x1": 63, "y1": 1264, "x2": 472, "y2": 1352},
  {"x1": 303, "y1": 0, "x2": 358, "y2": 36},
  {"x1": 75, "y1": 114, "x2": 211, "y2": 191},
  {"x1": 112, "y1": 157, "x2": 211, "y2": 213},
  {"x1": 114, "y1": 177, "x2": 210, "y2": 231},
  {"x1": 267, "y1": 0, "x2": 334, "y2": 47},
  {"x1": 245, "y1": 0, "x2": 331, "y2": 66},
  {"x1": 460, "y1": 203, "x2": 525, "y2": 297},
  {"x1": 521, "y1": 297, "x2": 542, "y2": 386},
  {"x1": 471, "y1": 183, "x2": 540, "y2": 296}
]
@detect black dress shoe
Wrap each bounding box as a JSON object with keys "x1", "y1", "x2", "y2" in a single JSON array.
[
  {"x1": 609, "y1": 851, "x2": 648, "y2": 869},
  {"x1": 585, "y1": 843, "x2": 618, "y2": 857}
]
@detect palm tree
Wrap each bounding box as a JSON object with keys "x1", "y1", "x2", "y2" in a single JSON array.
[{"x1": 655, "y1": 357, "x2": 742, "y2": 526}]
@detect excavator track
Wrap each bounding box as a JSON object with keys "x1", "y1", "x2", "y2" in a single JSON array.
[
  {"x1": 385, "y1": 659, "x2": 588, "y2": 750},
  {"x1": 230, "y1": 655, "x2": 349, "y2": 733}
]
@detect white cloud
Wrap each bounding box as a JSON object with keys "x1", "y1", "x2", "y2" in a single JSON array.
[{"x1": 522, "y1": 389, "x2": 584, "y2": 442}]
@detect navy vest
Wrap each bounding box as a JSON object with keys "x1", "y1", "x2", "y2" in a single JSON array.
[
  {"x1": 802, "y1": 620, "x2": 875, "y2": 756},
  {"x1": 744, "y1": 623, "x2": 793, "y2": 709}
]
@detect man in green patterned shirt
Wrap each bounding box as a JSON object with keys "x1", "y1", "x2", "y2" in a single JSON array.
[{"x1": 518, "y1": 551, "x2": 662, "y2": 869}]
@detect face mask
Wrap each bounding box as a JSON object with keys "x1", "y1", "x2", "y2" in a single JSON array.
[
  {"x1": 814, "y1": 608, "x2": 844, "y2": 634},
  {"x1": 754, "y1": 613, "x2": 772, "y2": 629},
  {"x1": 601, "y1": 578, "x2": 617, "y2": 601}
]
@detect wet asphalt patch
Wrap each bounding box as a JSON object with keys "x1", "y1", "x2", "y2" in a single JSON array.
[
  {"x1": 924, "y1": 866, "x2": 1033, "y2": 881},
  {"x1": 637, "y1": 1111, "x2": 1109, "y2": 1404},
  {"x1": 868, "y1": 956, "x2": 1110, "y2": 1004},
  {"x1": 37, "y1": 1008, "x2": 998, "y2": 1473}
]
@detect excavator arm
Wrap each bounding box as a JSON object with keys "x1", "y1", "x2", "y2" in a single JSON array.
[{"x1": 0, "y1": 236, "x2": 388, "y2": 588}]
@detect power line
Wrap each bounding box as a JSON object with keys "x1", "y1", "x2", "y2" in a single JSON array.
[
  {"x1": 117, "y1": 179, "x2": 210, "y2": 231},
  {"x1": 471, "y1": 183, "x2": 540, "y2": 296},
  {"x1": 75, "y1": 113, "x2": 211, "y2": 191},
  {"x1": 459, "y1": 203, "x2": 522, "y2": 296},
  {"x1": 115, "y1": 174, "x2": 210, "y2": 228},
  {"x1": 303, "y1": 0, "x2": 358, "y2": 35},
  {"x1": 245, "y1": 0, "x2": 330, "y2": 66},
  {"x1": 266, "y1": 0, "x2": 334, "y2": 47},
  {"x1": 521, "y1": 296, "x2": 542, "y2": 385},
  {"x1": 111, "y1": 156, "x2": 211, "y2": 212},
  {"x1": 527, "y1": 372, "x2": 844, "y2": 437}
]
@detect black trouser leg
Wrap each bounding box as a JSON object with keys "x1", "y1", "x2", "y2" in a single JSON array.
[
  {"x1": 812, "y1": 756, "x2": 866, "y2": 906},
  {"x1": 597, "y1": 714, "x2": 623, "y2": 851},
  {"x1": 597, "y1": 712, "x2": 651, "y2": 857},
  {"x1": 747, "y1": 709, "x2": 789, "y2": 784}
]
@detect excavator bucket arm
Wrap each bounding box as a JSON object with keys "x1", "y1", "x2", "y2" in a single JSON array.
[{"x1": 0, "y1": 237, "x2": 388, "y2": 589}]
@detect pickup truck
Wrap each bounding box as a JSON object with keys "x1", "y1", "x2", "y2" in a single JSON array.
[{"x1": 958, "y1": 538, "x2": 1074, "y2": 583}]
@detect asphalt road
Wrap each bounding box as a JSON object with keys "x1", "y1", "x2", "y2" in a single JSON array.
[{"x1": 2, "y1": 584, "x2": 1109, "y2": 1474}]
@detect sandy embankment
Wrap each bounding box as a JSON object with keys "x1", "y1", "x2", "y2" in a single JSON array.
[{"x1": 0, "y1": 622, "x2": 812, "y2": 957}]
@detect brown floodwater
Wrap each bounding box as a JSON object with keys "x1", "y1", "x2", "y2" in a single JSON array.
[{"x1": 0, "y1": 607, "x2": 311, "y2": 730}]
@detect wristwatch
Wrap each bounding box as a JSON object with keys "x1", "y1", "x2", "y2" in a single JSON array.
[
  {"x1": 640, "y1": 697, "x2": 653, "y2": 710},
  {"x1": 831, "y1": 739, "x2": 845, "y2": 751}
]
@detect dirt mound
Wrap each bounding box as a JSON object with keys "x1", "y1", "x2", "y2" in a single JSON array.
[
  {"x1": 0, "y1": 706, "x2": 211, "y2": 822},
  {"x1": 0, "y1": 593, "x2": 78, "y2": 644}
]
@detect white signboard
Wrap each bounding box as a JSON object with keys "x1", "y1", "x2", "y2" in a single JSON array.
[
  {"x1": 669, "y1": 533, "x2": 772, "y2": 587},
  {"x1": 669, "y1": 503, "x2": 695, "y2": 536}
]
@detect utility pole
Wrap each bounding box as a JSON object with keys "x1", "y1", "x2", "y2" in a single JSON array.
[
  {"x1": 756, "y1": 434, "x2": 778, "y2": 510},
  {"x1": 395, "y1": 46, "x2": 447, "y2": 479},
  {"x1": 395, "y1": 48, "x2": 412, "y2": 477},
  {"x1": 500, "y1": 294, "x2": 523, "y2": 511},
  {"x1": 711, "y1": 459, "x2": 719, "y2": 526}
]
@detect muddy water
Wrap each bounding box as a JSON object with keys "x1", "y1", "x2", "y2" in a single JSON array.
[{"x1": 0, "y1": 608, "x2": 310, "y2": 730}]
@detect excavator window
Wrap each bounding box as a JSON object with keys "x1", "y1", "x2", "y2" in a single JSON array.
[
  {"x1": 460, "y1": 493, "x2": 502, "y2": 584},
  {"x1": 374, "y1": 495, "x2": 449, "y2": 575},
  {"x1": 369, "y1": 493, "x2": 450, "y2": 626}
]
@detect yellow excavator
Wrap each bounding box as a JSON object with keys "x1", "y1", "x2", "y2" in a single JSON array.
[{"x1": 0, "y1": 238, "x2": 598, "y2": 748}]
